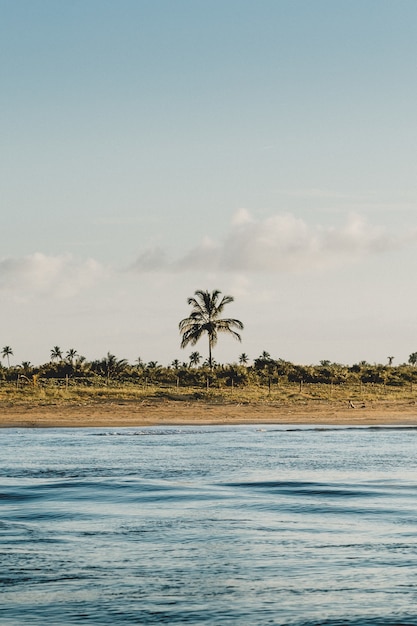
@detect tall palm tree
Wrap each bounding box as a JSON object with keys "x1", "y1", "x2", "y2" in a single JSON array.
[
  {"x1": 179, "y1": 289, "x2": 243, "y2": 369},
  {"x1": 2, "y1": 346, "x2": 13, "y2": 367}
]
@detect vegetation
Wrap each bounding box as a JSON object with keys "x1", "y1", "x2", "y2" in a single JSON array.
[
  {"x1": 1, "y1": 287, "x2": 417, "y2": 407},
  {"x1": 179, "y1": 289, "x2": 244, "y2": 368},
  {"x1": 2, "y1": 346, "x2": 13, "y2": 368},
  {"x1": 1, "y1": 348, "x2": 417, "y2": 408}
]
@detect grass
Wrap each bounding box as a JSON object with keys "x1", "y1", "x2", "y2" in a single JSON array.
[{"x1": 1, "y1": 379, "x2": 416, "y2": 408}]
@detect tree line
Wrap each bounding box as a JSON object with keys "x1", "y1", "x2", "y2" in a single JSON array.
[
  {"x1": 2, "y1": 348, "x2": 417, "y2": 389},
  {"x1": 1, "y1": 289, "x2": 417, "y2": 388}
]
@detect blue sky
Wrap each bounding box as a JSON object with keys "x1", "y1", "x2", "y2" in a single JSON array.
[{"x1": 1, "y1": 0, "x2": 417, "y2": 366}]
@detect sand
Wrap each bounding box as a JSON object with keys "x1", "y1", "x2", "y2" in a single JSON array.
[{"x1": 1, "y1": 398, "x2": 417, "y2": 428}]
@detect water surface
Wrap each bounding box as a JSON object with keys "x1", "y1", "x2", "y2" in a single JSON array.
[{"x1": 2, "y1": 425, "x2": 417, "y2": 624}]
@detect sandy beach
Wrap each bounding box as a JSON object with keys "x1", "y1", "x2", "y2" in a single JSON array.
[{"x1": 1, "y1": 398, "x2": 417, "y2": 428}]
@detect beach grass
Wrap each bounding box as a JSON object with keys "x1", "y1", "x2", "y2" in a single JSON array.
[{"x1": 1, "y1": 378, "x2": 416, "y2": 409}]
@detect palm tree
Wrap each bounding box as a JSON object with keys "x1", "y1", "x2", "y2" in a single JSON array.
[
  {"x1": 50, "y1": 346, "x2": 63, "y2": 362},
  {"x1": 239, "y1": 352, "x2": 249, "y2": 366},
  {"x1": 20, "y1": 361, "x2": 33, "y2": 378},
  {"x1": 189, "y1": 351, "x2": 202, "y2": 367},
  {"x1": 179, "y1": 289, "x2": 243, "y2": 368},
  {"x1": 409, "y1": 352, "x2": 417, "y2": 366},
  {"x1": 66, "y1": 348, "x2": 78, "y2": 365},
  {"x1": 1, "y1": 346, "x2": 13, "y2": 368}
]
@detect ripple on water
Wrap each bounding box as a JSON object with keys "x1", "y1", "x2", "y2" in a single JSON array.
[{"x1": 2, "y1": 426, "x2": 417, "y2": 625}]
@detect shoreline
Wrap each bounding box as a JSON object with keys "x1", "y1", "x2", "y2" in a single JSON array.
[{"x1": 1, "y1": 398, "x2": 417, "y2": 428}]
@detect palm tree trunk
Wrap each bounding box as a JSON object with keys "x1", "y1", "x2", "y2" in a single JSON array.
[{"x1": 208, "y1": 336, "x2": 213, "y2": 370}]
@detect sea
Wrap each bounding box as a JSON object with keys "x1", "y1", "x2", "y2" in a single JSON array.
[{"x1": 2, "y1": 424, "x2": 417, "y2": 625}]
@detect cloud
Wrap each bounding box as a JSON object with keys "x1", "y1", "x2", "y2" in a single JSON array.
[
  {"x1": 130, "y1": 247, "x2": 169, "y2": 272},
  {"x1": 130, "y1": 211, "x2": 415, "y2": 274},
  {"x1": 0, "y1": 253, "x2": 104, "y2": 299}
]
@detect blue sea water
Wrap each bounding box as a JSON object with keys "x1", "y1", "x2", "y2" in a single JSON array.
[{"x1": 2, "y1": 425, "x2": 417, "y2": 625}]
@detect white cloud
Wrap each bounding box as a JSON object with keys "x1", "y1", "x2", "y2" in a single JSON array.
[
  {"x1": 0, "y1": 253, "x2": 104, "y2": 299},
  {"x1": 130, "y1": 211, "x2": 415, "y2": 274},
  {"x1": 130, "y1": 247, "x2": 168, "y2": 272}
]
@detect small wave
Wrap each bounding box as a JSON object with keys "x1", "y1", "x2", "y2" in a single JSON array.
[{"x1": 222, "y1": 479, "x2": 379, "y2": 498}]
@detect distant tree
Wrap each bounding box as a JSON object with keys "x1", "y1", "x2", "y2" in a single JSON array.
[
  {"x1": 254, "y1": 351, "x2": 277, "y2": 378},
  {"x1": 179, "y1": 289, "x2": 243, "y2": 369},
  {"x1": 73, "y1": 355, "x2": 89, "y2": 375},
  {"x1": 387, "y1": 356, "x2": 394, "y2": 366},
  {"x1": 189, "y1": 351, "x2": 202, "y2": 367},
  {"x1": 66, "y1": 348, "x2": 78, "y2": 365},
  {"x1": 254, "y1": 351, "x2": 274, "y2": 369},
  {"x1": 92, "y1": 353, "x2": 128, "y2": 380},
  {"x1": 171, "y1": 359, "x2": 181, "y2": 370},
  {"x1": 1, "y1": 346, "x2": 13, "y2": 368},
  {"x1": 202, "y1": 357, "x2": 217, "y2": 368},
  {"x1": 409, "y1": 352, "x2": 417, "y2": 366},
  {"x1": 50, "y1": 346, "x2": 63, "y2": 362},
  {"x1": 21, "y1": 361, "x2": 32, "y2": 373},
  {"x1": 239, "y1": 353, "x2": 249, "y2": 366}
]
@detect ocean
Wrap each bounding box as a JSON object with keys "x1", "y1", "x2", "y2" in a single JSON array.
[{"x1": 2, "y1": 424, "x2": 417, "y2": 625}]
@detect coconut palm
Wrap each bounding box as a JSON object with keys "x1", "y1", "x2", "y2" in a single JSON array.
[
  {"x1": 50, "y1": 346, "x2": 63, "y2": 362},
  {"x1": 91, "y1": 353, "x2": 128, "y2": 380},
  {"x1": 179, "y1": 289, "x2": 243, "y2": 369},
  {"x1": 409, "y1": 352, "x2": 417, "y2": 366},
  {"x1": 189, "y1": 351, "x2": 202, "y2": 367},
  {"x1": 239, "y1": 352, "x2": 249, "y2": 366},
  {"x1": 20, "y1": 361, "x2": 33, "y2": 378},
  {"x1": 1, "y1": 346, "x2": 13, "y2": 368},
  {"x1": 66, "y1": 348, "x2": 78, "y2": 364}
]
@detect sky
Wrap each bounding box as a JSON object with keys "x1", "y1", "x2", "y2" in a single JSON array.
[{"x1": 1, "y1": 0, "x2": 417, "y2": 367}]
